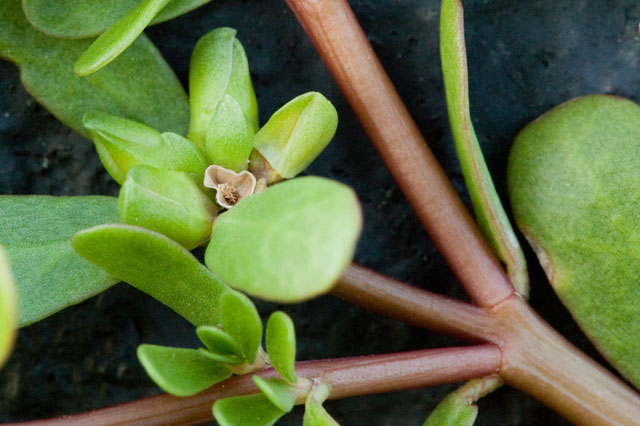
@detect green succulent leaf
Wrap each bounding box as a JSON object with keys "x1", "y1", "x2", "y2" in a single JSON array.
[
  {"x1": 188, "y1": 27, "x2": 259, "y2": 149},
  {"x1": 0, "y1": 246, "x2": 17, "y2": 368},
  {"x1": 205, "y1": 95, "x2": 255, "y2": 172},
  {"x1": 265, "y1": 311, "x2": 297, "y2": 383},
  {"x1": 22, "y1": 0, "x2": 212, "y2": 39},
  {"x1": 303, "y1": 384, "x2": 339, "y2": 426},
  {"x1": 119, "y1": 165, "x2": 218, "y2": 249},
  {"x1": 253, "y1": 376, "x2": 296, "y2": 412},
  {"x1": 196, "y1": 326, "x2": 243, "y2": 358},
  {"x1": 440, "y1": 0, "x2": 528, "y2": 296},
  {"x1": 197, "y1": 347, "x2": 243, "y2": 365},
  {"x1": 220, "y1": 291, "x2": 263, "y2": 364},
  {"x1": 508, "y1": 94, "x2": 640, "y2": 389},
  {"x1": 422, "y1": 376, "x2": 502, "y2": 426},
  {"x1": 137, "y1": 344, "x2": 231, "y2": 396},
  {"x1": 251, "y1": 92, "x2": 338, "y2": 180},
  {"x1": 0, "y1": 196, "x2": 118, "y2": 326},
  {"x1": 74, "y1": 0, "x2": 173, "y2": 76},
  {"x1": 213, "y1": 393, "x2": 287, "y2": 426},
  {"x1": 84, "y1": 111, "x2": 208, "y2": 184},
  {"x1": 205, "y1": 176, "x2": 362, "y2": 302},
  {"x1": 0, "y1": 0, "x2": 189, "y2": 137},
  {"x1": 72, "y1": 224, "x2": 229, "y2": 326}
]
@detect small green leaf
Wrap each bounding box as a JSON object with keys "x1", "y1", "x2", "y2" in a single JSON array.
[
  {"x1": 253, "y1": 376, "x2": 296, "y2": 412},
  {"x1": 251, "y1": 92, "x2": 337, "y2": 180},
  {"x1": 22, "y1": 0, "x2": 212, "y2": 39},
  {"x1": 213, "y1": 393, "x2": 287, "y2": 426},
  {"x1": 205, "y1": 95, "x2": 254, "y2": 172},
  {"x1": 205, "y1": 177, "x2": 362, "y2": 302},
  {"x1": 422, "y1": 376, "x2": 502, "y2": 426},
  {"x1": 508, "y1": 95, "x2": 640, "y2": 389},
  {"x1": 220, "y1": 291, "x2": 262, "y2": 364},
  {"x1": 304, "y1": 384, "x2": 339, "y2": 426},
  {"x1": 72, "y1": 224, "x2": 229, "y2": 326},
  {"x1": 0, "y1": 0, "x2": 189, "y2": 137},
  {"x1": 440, "y1": 0, "x2": 528, "y2": 296},
  {"x1": 197, "y1": 347, "x2": 243, "y2": 365},
  {"x1": 0, "y1": 246, "x2": 17, "y2": 368},
  {"x1": 188, "y1": 27, "x2": 259, "y2": 148},
  {"x1": 266, "y1": 311, "x2": 297, "y2": 383},
  {"x1": 0, "y1": 196, "x2": 118, "y2": 326},
  {"x1": 197, "y1": 326, "x2": 243, "y2": 358},
  {"x1": 84, "y1": 111, "x2": 208, "y2": 185},
  {"x1": 119, "y1": 165, "x2": 217, "y2": 249},
  {"x1": 74, "y1": 0, "x2": 173, "y2": 76},
  {"x1": 137, "y1": 344, "x2": 231, "y2": 396}
]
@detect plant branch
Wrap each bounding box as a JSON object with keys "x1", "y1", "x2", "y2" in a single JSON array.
[
  {"x1": 285, "y1": 0, "x2": 514, "y2": 308},
  {"x1": 19, "y1": 345, "x2": 500, "y2": 426}
]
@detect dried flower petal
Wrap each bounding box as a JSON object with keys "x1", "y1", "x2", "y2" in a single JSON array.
[{"x1": 204, "y1": 165, "x2": 257, "y2": 209}]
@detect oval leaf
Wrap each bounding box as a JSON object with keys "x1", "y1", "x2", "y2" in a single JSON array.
[
  {"x1": 440, "y1": 0, "x2": 528, "y2": 296},
  {"x1": 213, "y1": 393, "x2": 286, "y2": 426},
  {"x1": 0, "y1": 0, "x2": 189, "y2": 137},
  {"x1": 266, "y1": 311, "x2": 297, "y2": 383},
  {"x1": 0, "y1": 196, "x2": 118, "y2": 326},
  {"x1": 138, "y1": 344, "x2": 231, "y2": 396},
  {"x1": 22, "y1": 0, "x2": 212, "y2": 39},
  {"x1": 197, "y1": 326, "x2": 243, "y2": 358},
  {"x1": 508, "y1": 95, "x2": 640, "y2": 388},
  {"x1": 0, "y1": 246, "x2": 17, "y2": 368},
  {"x1": 197, "y1": 347, "x2": 243, "y2": 365},
  {"x1": 72, "y1": 224, "x2": 229, "y2": 326},
  {"x1": 220, "y1": 291, "x2": 262, "y2": 364},
  {"x1": 252, "y1": 376, "x2": 296, "y2": 413},
  {"x1": 205, "y1": 177, "x2": 362, "y2": 302}
]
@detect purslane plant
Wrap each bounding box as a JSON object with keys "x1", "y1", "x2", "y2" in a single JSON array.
[{"x1": 1, "y1": 0, "x2": 640, "y2": 425}]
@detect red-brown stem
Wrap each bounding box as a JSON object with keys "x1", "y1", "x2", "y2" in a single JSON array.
[
  {"x1": 16, "y1": 346, "x2": 500, "y2": 426},
  {"x1": 285, "y1": 0, "x2": 513, "y2": 308}
]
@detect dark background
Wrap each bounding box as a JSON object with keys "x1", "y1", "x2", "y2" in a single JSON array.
[{"x1": 1, "y1": 0, "x2": 639, "y2": 424}]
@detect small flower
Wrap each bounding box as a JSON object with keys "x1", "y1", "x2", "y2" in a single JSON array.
[{"x1": 204, "y1": 165, "x2": 257, "y2": 209}]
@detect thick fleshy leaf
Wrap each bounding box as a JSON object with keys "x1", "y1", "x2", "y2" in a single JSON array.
[
  {"x1": 0, "y1": 246, "x2": 17, "y2": 368},
  {"x1": 205, "y1": 95, "x2": 254, "y2": 172},
  {"x1": 213, "y1": 393, "x2": 286, "y2": 426},
  {"x1": 422, "y1": 376, "x2": 502, "y2": 426},
  {"x1": 72, "y1": 224, "x2": 229, "y2": 326},
  {"x1": 265, "y1": 311, "x2": 297, "y2": 383},
  {"x1": 304, "y1": 384, "x2": 339, "y2": 426},
  {"x1": 74, "y1": 0, "x2": 173, "y2": 76},
  {"x1": 188, "y1": 27, "x2": 258, "y2": 148},
  {"x1": 137, "y1": 344, "x2": 231, "y2": 396},
  {"x1": 251, "y1": 92, "x2": 337, "y2": 180},
  {"x1": 0, "y1": 196, "x2": 118, "y2": 326},
  {"x1": 84, "y1": 111, "x2": 208, "y2": 185},
  {"x1": 0, "y1": 0, "x2": 189, "y2": 137},
  {"x1": 508, "y1": 95, "x2": 640, "y2": 388},
  {"x1": 22, "y1": 0, "x2": 212, "y2": 38},
  {"x1": 440, "y1": 0, "x2": 527, "y2": 296},
  {"x1": 197, "y1": 326, "x2": 243, "y2": 358},
  {"x1": 119, "y1": 165, "x2": 217, "y2": 249},
  {"x1": 220, "y1": 291, "x2": 262, "y2": 364},
  {"x1": 253, "y1": 376, "x2": 296, "y2": 412},
  {"x1": 197, "y1": 347, "x2": 243, "y2": 365},
  {"x1": 205, "y1": 177, "x2": 362, "y2": 302}
]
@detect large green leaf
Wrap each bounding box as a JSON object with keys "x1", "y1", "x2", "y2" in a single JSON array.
[
  {"x1": 205, "y1": 177, "x2": 362, "y2": 302},
  {"x1": 508, "y1": 95, "x2": 640, "y2": 388},
  {"x1": 72, "y1": 224, "x2": 229, "y2": 326},
  {"x1": 22, "y1": 0, "x2": 212, "y2": 39},
  {"x1": 0, "y1": 196, "x2": 118, "y2": 326},
  {"x1": 440, "y1": 0, "x2": 527, "y2": 296},
  {"x1": 0, "y1": 0, "x2": 189, "y2": 137},
  {"x1": 0, "y1": 245, "x2": 17, "y2": 368}
]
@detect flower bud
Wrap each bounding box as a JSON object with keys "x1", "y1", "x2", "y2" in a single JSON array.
[
  {"x1": 84, "y1": 111, "x2": 208, "y2": 185},
  {"x1": 118, "y1": 165, "x2": 218, "y2": 249},
  {"x1": 205, "y1": 95, "x2": 254, "y2": 172},
  {"x1": 188, "y1": 27, "x2": 258, "y2": 149},
  {"x1": 250, "y1": 92, "x2": 337, "y2": 180}
]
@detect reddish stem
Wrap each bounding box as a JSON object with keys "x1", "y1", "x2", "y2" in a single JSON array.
[
  {"x1": 17, "y1": 346, "x2": 500, "y2": 426},
  {"x1": 285, "y1": 0, "x2": 514, "y2": 308}
]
